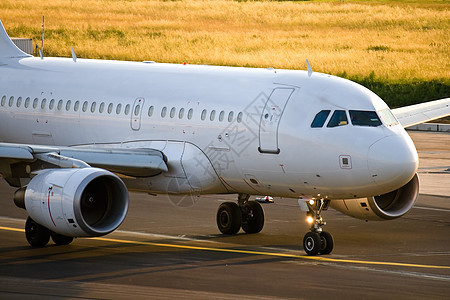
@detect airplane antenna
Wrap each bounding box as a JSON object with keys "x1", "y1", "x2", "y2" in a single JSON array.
[
  {"x1": 306, "y1": 59, "x2": 312, "y2": 77},
  {"x1": 39, "y1": 16, "x2": 44, "y2": 59},
  {"x1": 70, "y1": 46, "x2": 77, "y2": 62}
]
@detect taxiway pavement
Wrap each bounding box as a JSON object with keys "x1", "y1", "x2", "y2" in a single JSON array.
[{"x1": 0, "y1": 131, "x2": 449, "y2": 299}]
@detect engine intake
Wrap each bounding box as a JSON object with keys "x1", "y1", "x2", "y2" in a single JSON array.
[
  {"x1": 330, "y1": 174, "x2": 419, "y2": 221},
  {"x1": 15, "y1": 168, "x2": 129, "y2": 237}
]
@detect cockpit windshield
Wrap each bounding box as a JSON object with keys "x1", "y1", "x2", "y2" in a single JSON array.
[
  {"x1": 310, "y1": 109, "x2": 396, "y2": 128},
  {"x1": 327, "y1": 110, "x2": 348, "y2": 127},
  {"x1": 349, "y1": 110, "x2": 382, "y2": 127},
  {"x1": 311, "y1": 110, "x2": 331, "y2": 128},
  {"x1": 378, "y1": 108, "x2": 399, "y2": 126}
]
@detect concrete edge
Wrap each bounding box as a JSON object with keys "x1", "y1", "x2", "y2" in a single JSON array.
[{"x1": 406, "y1": 123, "x2": 450, "y2": 132}]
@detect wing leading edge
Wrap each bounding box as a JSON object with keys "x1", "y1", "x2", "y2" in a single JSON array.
[{"x1": 392, "y1": 98, "x2": 450, "y2": 128}]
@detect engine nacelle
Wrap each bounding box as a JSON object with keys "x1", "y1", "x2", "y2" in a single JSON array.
[
  {"x1": 15, "y1": 168, "x2": 129, "y2": 237},
  {"x1": 329, "y1": 174, "x2": 419, "y2": 221}
]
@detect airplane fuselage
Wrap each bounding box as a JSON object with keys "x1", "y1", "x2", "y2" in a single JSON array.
[{"x1": 0, "y1": 56, "x2": 418, "y2": 200}]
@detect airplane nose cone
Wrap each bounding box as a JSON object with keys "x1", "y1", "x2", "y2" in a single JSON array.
[{"x1": 368, "y1": 135, "x2": 418, "y2": 191}]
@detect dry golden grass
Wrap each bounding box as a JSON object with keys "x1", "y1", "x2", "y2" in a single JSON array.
[{"x1": 0, "y1": 0, "x2": 449, "y2": 81}]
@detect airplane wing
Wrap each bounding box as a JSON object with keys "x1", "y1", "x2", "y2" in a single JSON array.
[
  {"x1": 0, "y1": 143, "x2": 168, "y2": 184},
  {"x1": 392, "y1": 98, "x2": 450, "y2": 128}
]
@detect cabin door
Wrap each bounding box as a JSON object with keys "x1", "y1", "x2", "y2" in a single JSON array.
[
  {"x1": 258, "y1": 88, "x2": 294, "y2": 154},
  {"x1": 131, "y1": 97, "x2": 145, "y2": 130}
]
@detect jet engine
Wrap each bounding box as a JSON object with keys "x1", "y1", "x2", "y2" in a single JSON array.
[
  {"x1": 329, "y1": 174, "x2": 419, "y2": 221},
  {"x1": 14, "y1": 167, "x2": 129, "y2": 237}
]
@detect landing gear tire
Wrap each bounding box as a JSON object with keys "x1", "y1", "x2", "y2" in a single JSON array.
[
  {"x1": 303, "y1": 199, "x2": 334, "y2": 255},
  {"x1": 25, "y1": 217, "x2": 50, "y2": 247},
  {"x1": 241, "y1": 201, "x2": 264, "y2": 234},
  {"x1": 217, "y1": 202, "x2": 242, "y2": 234},
  {"x1": 51, "y1": 233, "x2": 74, "y2": 245},
  {"x1": 319, "y1": 231, "x2": 333, "y2": 255},
  {"x1": 303, "y1": 232, "x2": 321, "y2": 256}
]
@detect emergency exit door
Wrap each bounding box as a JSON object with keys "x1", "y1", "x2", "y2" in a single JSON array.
[{"x1": 131, "y1": 97, "x2": 145, "y2": 130}]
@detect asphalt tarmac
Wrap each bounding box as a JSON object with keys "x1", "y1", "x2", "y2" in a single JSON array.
[{"x1": 0, "y1": 131, "x2": 449, "y2": 299}]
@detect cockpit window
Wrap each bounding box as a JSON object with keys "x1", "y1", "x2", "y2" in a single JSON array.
[
  {"x1": 378, "y1": 108, "x2": 399, "y2": 126},
  {"x1": 311, "y1": 110, "x2": 331, "y2": 128},
  {"x1": 327, "y1": 110, "x2": 348, "y2": 127},
  {"x1": 349, "y1": 110, "x2": 382, "y2": 127}
]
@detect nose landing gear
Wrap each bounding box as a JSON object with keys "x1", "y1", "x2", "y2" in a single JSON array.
[{"x1": 303, "y1": 199, "x2": 334, "y2": 256}]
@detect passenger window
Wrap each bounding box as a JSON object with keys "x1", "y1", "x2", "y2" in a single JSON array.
[
  {"x1": 108, "y1": 103, "x2": 113, "y2": 114},
  {"x1": 16, "y1": 97, "x2": 22, "y2": 107},
  {"x1": 311, "y1": 110, "x2": 331, "y2": 128},
  {"x1": 91, "y1": 102, "x2": 96, "y2": 113},
  {"x1": 210, "y1": 110, "x2": 216, "y2": 121},
  {"x1": 9, "y1": 96, "x2": 14, "y2": 107},
  {"x1": 25, "y1": 97, "x2": 30, "y2": 108},
  {"x1": 179, "y1": 108, "x2": 185, "y2": 119},
  {"x1": 82, "y1": 101, "x2": 88, "y2": 112},
  {"x1": 228, "y1": 111, "x2": 234, "y2": 122},
  {"x1": 116, "y1": 103, "x2": 122, "y2": 114},
  {"x1": 188, "y1": 108, "x2": 193, "y2": 120},
  {"x1": 33, "y1": 98, "x2": 38, "y2": 109},
  {"x1": 327, "y1": 110, "x2": 348, "y2": 128},
  {"x1": 99, "y1": 102, "x2": 105, "y2": 113},
  {"x1": 41, "y1": 98, "x2": 47, "y2": 109},
  {"x1": 219, "y1": 110, "x2": 225, "y2": 121},
  {"x1": 57, "y1": 99, "x2": 63, "y2": 110},
  {"x1": 125, "y1": 104, "x2": 130, "y2": 115},
  {"x1": 237, "y1": 112, "x2": 243, "y2": 123},
  {"x1": 170, "y1": 107, "x2": 176, "y2": 118},
  {"x1": 201, "y1": 109, "x2": 207, "y2": 121},
  {"x1": 161, "y1": 106, "x2": 167, "y2": 118},
  {"x1": 66, "y1": 100, "x2": 71, "y2": 111},
  {"x1": 49, "y1": 99, "x2": 55, "y2": 110},
  {"x1": 1, "y1": 95, "x2": 5, "y2": 106},
  {"x1": 74, "y1": 101, "x2": 80, "y2": 112},
  {"x1": 349, "y1": 110, "x2": 382, "y2": 127},
  {"x1": 148, "y1": 106, "x2": 154, "y2": 117}
]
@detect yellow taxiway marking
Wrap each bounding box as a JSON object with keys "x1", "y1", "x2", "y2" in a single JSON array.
[
  {"x1": 0, "y1": 226, "x2": 25, "y2": 233},
  {"x1": 1, "y1": 225, "x2": 449, "y2": 270}
]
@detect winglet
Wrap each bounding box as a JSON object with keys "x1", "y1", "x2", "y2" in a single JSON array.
[
  {"x1": 0, "y1": 20, "x2": 32, "y2": 61},
  {"x1": 306, "y1": 59, "x2": 313, "y2": 77}
]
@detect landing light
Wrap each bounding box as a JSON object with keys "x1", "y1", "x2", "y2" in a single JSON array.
[
  {"x1": 306, "y1": 216, "x2": 314, "y2": 224},
  {"x1": 309, "y1": 199, "x2": 315, "y2": 205}
]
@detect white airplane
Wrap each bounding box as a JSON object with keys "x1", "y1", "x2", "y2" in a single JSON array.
[{"x1": 0, "y1": 21, "x2": 449, "y2": 255}]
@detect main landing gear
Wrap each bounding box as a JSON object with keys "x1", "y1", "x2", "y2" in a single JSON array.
[
  {"x1": 303, "y1": 199, "x2": 334, "y2": 256},
  {"x1": 216, "y1": 193, "x2": 265, "y2": 235},
  {"x1": 25, "y1": 217, "x2": 73, "y2": 247}
]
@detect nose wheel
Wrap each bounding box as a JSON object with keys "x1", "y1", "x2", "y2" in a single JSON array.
[
  {"x1": 303, "y1": 231, "x2": 334, "y2": 256},
  {"x1": 303, "y1": 199, "x2": 334, "y2": 255}
]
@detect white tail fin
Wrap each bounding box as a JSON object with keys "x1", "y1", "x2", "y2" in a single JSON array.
[{"x1": 0, "y1": 20, "x2": 32, "y2": 61}]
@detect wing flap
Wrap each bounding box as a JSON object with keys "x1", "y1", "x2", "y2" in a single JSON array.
[
  {"x1": 392, "y1": 98, "x2": 450, "y2": 128},
  {"x1": 0, "y1": 144, "x2": 34, "y2": 160},
  {"x1": 60, "y1": 148, "x2": 168, "y2": 177},
  {"x1": 0, "y1": 143, "x2": 168, "y2": 178}
]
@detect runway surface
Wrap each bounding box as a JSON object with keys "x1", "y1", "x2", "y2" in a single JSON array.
[{"x1": 0, "y1": 131, "x2": 449, "y2": 299}]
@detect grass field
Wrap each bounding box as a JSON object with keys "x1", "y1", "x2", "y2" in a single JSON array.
[{"x1": 0, "y1": 0, "x2": 449, "y2": 107}]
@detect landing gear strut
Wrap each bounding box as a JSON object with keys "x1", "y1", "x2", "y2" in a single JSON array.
[
  {"x1": 216, "y1": 193, "x2": 265, "y2": 235},
  {"x1": 303, "y1": 199, "x2": 334, "y2": 256}
]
